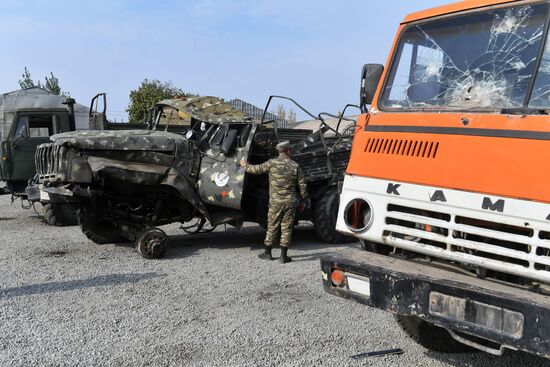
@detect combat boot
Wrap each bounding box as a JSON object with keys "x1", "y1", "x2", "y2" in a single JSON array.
[
  {"x1": 280, "y1": 247, "x2": 292, "y2": 264},
  {"x1": 258, "y1": 246, "x2": 273, "y2": 260}
]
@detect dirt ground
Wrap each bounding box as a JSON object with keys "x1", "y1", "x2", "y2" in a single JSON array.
[{"x1": 0, "y1": 195, "x2": 549, "y2": 367}]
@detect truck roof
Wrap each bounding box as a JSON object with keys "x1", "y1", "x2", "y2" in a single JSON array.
[
  {"x1": 403, "y1": 0, "x2": 519, "y2": 23},
  {"x1": 155, "y1": 96, "x2": 254, "y2": 124}
]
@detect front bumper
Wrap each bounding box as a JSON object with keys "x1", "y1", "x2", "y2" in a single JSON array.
[
  {"x1": 25, "y1": 184, "x2": 78, "y2": 204},
  {"x1": 321, "y1": 249, "x2": 550, "y2": 359},
  {"x1": 25, "y1": 184, "x2": 43, "y2": 202}
]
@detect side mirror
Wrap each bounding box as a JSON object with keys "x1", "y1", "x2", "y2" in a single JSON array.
[
  {"x1": 360, "y1": 64, "x2": 384, "y2": 113},
  {"x1": 221, "y1": 129, "x2": 238, "y2": 156}
]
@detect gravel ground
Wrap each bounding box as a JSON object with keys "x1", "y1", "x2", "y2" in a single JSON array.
[{"x1": 0, "y1": 195, "x2": 549, "y2": 367}]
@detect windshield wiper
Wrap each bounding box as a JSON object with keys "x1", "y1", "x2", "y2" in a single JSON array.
[{"x1": 501, "y1": 107, "x2": 549, "y2": 115}]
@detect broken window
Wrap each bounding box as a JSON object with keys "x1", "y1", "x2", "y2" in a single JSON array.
[
  {"x1": 530, "y1": 32, "x2": 550, "y2": 108},
  {"x1": 12, "y1": 113, "x2": 69, "y2": 139},
  {"x1": 381, "y1": 3, "x2": 548, "y2": 111}
]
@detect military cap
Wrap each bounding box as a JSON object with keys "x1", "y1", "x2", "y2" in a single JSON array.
[{"x1": 276, "y1": 141, "x2": 291, "y2": 151}]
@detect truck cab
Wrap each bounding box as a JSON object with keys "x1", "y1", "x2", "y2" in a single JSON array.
[
  {"x1": 322, "y1": 0, "x2": 550, "y2": 359},
  {"x1": 0, "y1": 92, "x2": 76, "y2": 196}
]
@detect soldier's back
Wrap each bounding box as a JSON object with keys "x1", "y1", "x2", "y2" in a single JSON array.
[{"x1": 268, "y1": 156, "x2": 300, "y2": 202}]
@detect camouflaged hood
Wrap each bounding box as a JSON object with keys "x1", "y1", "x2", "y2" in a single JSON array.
[{"x1": 50, "y1": 129, "x2": 185, "y2": 151}]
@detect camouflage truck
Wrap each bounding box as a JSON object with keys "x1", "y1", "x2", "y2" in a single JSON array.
[
  {"x1": 26, "y1": 93, "x2": 191, "y2": 225},
  {"x1": 0, "y1": 89, "x2": 80, "y2": 225},
  {"x1": 33, "y1": 96, "x2": 357, "y2": 258}
]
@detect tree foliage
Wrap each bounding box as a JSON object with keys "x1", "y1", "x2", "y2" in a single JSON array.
[
  {"x1": 287, "y1": 109, "x2": 297, "y2": 125},
  {"x1": 275, "y1": 105, "x2": 297, "y2": 125},
  {"x1": 127, "y1": 79, "x2": 197, "y2": 123},
  {"x1": 18, "y1": 67, "x2": 67, "y2": 96},
  {"x1": 275, "y1": 105, "x2": 286, "y2": 121},
  {"x1": 43, "y1": 72, "x2": 61, "y2": 95},
  {"x1": 19, "y1": 67, "x2": 34, "y2": 89}
]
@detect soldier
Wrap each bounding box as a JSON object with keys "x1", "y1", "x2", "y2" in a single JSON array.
[{"x1": 240, "y1": 141, "x2": 308, "y2": 263}]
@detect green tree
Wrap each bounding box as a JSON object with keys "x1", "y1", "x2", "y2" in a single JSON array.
[
  {"x1": 287, "y1": 109, "x2": 297, "y2": 125},
  {"x1": 19, "y1": 67, "x2": 35, "y2": 89},
  {"x1": 275, "y1": 104, "x2": 286, "y2": 121},
  {"x1": 43, "y1": 72, "x2": 61, "y2": 95},
  {"x1": 18, "y1": 67, "x2": 68, "y2": 96},
  {"x1": 127, "y1": 79, "x2": 197, "y2": 123}
]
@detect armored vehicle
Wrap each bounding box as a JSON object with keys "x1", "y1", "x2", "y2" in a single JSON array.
[
  {"x1": 34, "y1": 96, "x2": 356, "y2": 258},
  {"x1": 0, "y1": 88, "x2": 82, "y2": 225}
]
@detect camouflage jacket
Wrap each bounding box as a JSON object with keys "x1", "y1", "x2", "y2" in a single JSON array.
[{"x1": 245, "y1": 155, "x2": 307, "y2": 203}]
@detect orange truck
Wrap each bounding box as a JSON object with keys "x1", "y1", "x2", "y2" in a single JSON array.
[{"x1": 321, "y1": 0, "x2": 550, "y2": 359}]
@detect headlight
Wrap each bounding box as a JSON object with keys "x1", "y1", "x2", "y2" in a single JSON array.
[{"x1": 344, "y1": 198, "x2": 373, "y2": 233}]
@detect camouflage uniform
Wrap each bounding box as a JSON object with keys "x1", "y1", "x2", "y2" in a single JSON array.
[{"x1": 245, "y1": 155, "x2": 307, "y2": 248}]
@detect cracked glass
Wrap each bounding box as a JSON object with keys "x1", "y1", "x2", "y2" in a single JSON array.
[
  {"x1": 381, "y1": 3, "x2": 549, "y2": 111},
  {"x1": 530, "y1": 30, "x2": 550, "y2": 108}
]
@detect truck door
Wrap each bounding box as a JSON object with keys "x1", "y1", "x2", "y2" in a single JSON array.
[
  {"x1": 198, "y1": 123, "x2": 256, "y2": 210},
  {"x1": 89, "y1": 93, "x2": 107, "y2": 129},
  {"x1": 8, "y1": 111, "x2": 70, "y2": 185},
  {"x1": 0, "y1": 139, "x2": 10, "y2": 182}
]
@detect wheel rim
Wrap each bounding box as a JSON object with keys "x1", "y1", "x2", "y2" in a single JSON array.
[{"x1": 137, "y1": 229, "x2": 167, "y2": 258}]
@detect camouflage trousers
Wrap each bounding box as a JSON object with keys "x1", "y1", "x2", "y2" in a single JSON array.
[{"x1": 264, "y1": 200, "x2": 296, "y2": 248}]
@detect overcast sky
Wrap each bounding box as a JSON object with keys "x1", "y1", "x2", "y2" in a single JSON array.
[{"x1": 0, "y1": 0, "x2": 450, "y2": 121}]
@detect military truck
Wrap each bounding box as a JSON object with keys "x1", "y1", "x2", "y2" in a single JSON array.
[
  {"x1": 0, "y1": 88, "x2": 80, "y2": 225},
  {"x1": 26, "y1": 93, "x2": 193, "y2": 225},
  {"x1": 33, "y1": 95, "x2": 357, "y2": 258}
]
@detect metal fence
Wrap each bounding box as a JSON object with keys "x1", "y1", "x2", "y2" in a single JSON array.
[{"x1": 228, "y1": 99, "x2": 289, "y2": 128}]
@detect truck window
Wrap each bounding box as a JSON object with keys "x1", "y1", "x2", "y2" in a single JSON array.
[
  {"x1": 381, "y1": 3, "x2": 548, "y2": 111},
  {"x1": 210, "y1": 126, "x2": 227, "y2": 147},
  {"x1": 14, "y1": 113, "x2": 68, "y2": 139},
  {"x1": 14, "y1": 116, "x2": 29, "y2": 139},
  {"x1": 529, "y1": 35, "x2": 550, "y2": 108},
  {"x1": 29, "y1": 115, "x2": 53, "y2": 137}
]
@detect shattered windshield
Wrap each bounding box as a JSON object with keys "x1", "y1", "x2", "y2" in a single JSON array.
[
  {"x1": 530, "y1": 31, "x2": 550, "y2": 108},
  {"x1": 381, "y1": 3, "x2": 549, "y2": 111}
]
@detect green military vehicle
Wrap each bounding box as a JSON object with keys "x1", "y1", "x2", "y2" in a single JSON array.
[
  {"x1": 0, "y1": 88, "x2": 79, "y2": 225},
  {"x1": 26, "y1": 93, "x2": 205, "y2": 224},
  {"x1": 33, "y1": 95, "x2": 357, "y2": 258}
]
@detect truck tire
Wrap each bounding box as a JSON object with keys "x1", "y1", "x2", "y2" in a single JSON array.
[
  {"x1": 43, "y1": 204, "x2": 78, "y2": 226},
  {"x1": 77, "y1": 210, "x2": 127, "y2": 245},
  {"x1": 395, "y1": 315, "x2": 474, "y2": 353},
  {"x1": 360, "y1": 239, "x2": 393, "y2": 255},
  {"x1": 312, "y1": 189, "x2": 355, "y2": 244}
]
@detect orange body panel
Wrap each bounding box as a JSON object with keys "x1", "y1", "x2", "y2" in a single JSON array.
[
  {"x1": 403, "y1": 0, "x2": 520, "y2": 23},
  {"x1": 348, "y1": 113, "x2": 550, "y2": 203}
]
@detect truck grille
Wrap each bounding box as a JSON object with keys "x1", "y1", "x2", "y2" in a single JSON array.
[
  {"x1": 383, "y1": 203, "x2": 550, "y2": 283},
  {"x1": 365, "y1": 138, "x2": 439, "y2": 159},
  {"x1": 35, "y1": 143, "x2": 66, "y2": 178}
]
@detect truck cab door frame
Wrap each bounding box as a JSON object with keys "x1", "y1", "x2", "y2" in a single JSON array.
[
  {"x1": 89, "y1": 93, "x2": 107, "y2": 129},
  {"x1": 7, "y1": 110, "x2": 69, "y2": 188},
  {"x1": 197, "y1": 123, "x2": 258, "y2": 211}
]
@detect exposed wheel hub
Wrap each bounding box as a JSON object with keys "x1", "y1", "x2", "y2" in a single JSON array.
[{"x1": 136, "y1": 228, "x2": 168, "y2": 259}]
